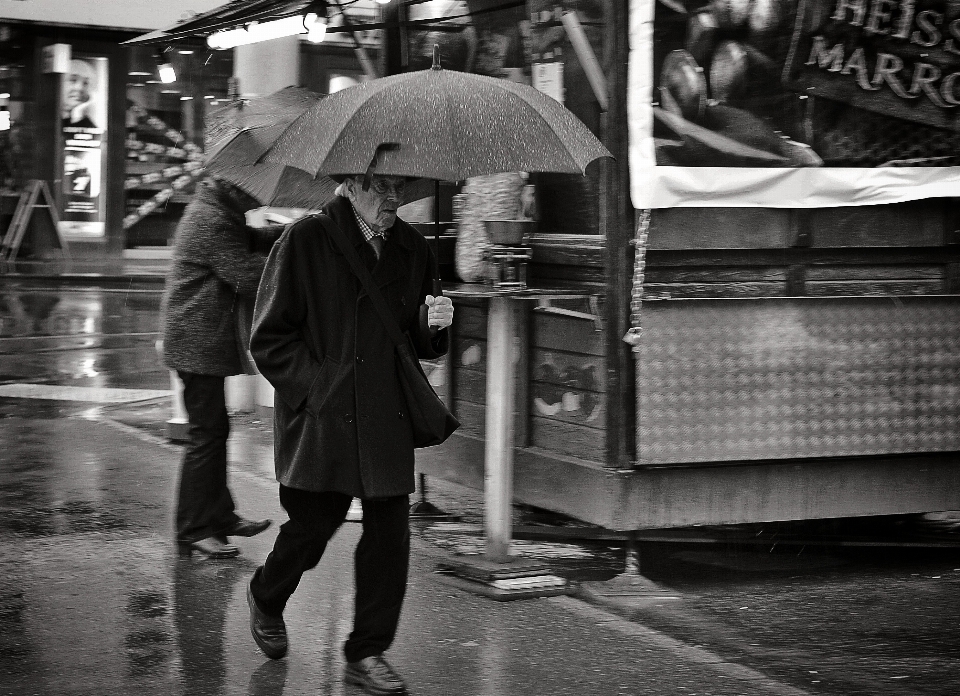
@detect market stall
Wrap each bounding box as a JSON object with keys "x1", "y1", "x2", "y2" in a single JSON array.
[{"x1": 419, "y1": 0, "x2": 960, "y2": 530}]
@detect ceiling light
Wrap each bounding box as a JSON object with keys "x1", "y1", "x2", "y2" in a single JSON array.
[
  {"x1": 156, "y1": 50, "x2": 176, "y2": 83},
  {"x1": 208, "y1": 15, "x2": 307, "y2": 49},
  {"x1": 305, "y1": 12, "x2": 327, "y2": 43},
  {"x1": 158, "y1": 63, "x2": 177, "y2": 83},
  {"x1": 206, "y1": 10, "x2": 327, "y2": 49}
]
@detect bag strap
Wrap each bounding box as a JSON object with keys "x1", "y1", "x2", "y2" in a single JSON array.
[{"x1": 316, "y1": 213, "x2": 408, "y2": 349}]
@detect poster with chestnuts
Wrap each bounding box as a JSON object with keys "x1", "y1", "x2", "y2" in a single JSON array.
[{"x1": 651, "y1": 0, "x2": 960, "y2": 168}]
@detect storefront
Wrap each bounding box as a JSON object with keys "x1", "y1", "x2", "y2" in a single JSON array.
[
  {"x1": 0, "y1": 0, "x2": 381, "y2": 256},
  {"x1": 0, "y1": 21, "x2": 133, "y2": 256}
]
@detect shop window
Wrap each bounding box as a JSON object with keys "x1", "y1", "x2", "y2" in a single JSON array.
[{"x1": 123, "y1": 45, "x2": 233, "y2": 247}]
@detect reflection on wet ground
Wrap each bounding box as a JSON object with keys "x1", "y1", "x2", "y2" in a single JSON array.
[
  {"x1": 0, "y1": 288, "x2": 167, "y2": 393},
  {"x1": 0, "y1": 288, "x2": 162, "y2": 339}
]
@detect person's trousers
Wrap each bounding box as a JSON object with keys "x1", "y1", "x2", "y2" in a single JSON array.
[
  {"x1": 175, "y1": 371, "x2": 239, "y2": 543},
  {"x1": 250, "y1": 486, "x2": 410, "y2": 663}
]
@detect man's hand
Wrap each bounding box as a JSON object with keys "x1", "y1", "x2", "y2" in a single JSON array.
[{"x1": 425, "y1": 295, "x2": 454, "y2": 331}]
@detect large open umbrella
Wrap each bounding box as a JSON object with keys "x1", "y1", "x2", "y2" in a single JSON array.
[
  {"x1": 251, "y1": 48, "x2": 612, "y2": 288},
  {"x1": 256, "y1": 49, "x2": 611, "y2": 182},
  {"x1": 206, "y1": 85, "x2": 434, "y2": 209}
]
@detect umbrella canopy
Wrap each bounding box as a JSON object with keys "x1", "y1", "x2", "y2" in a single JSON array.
[
  {"x1": 255, "y1": 50, "x2": 612, "y2": 182},
  {"x1": 204, "y1": 86, "x2": 336, "y2": 209},
  {"x1": 206, "y1": 85, "x2": 324, "y2": 154},
  {"x1": 206, "y1": 85, "x2": 433, "y2": 208}
]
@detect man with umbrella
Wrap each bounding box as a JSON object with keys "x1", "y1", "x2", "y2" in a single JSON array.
[{"x1": 245, "y1": 158, "x2": 454, "y2": 695}]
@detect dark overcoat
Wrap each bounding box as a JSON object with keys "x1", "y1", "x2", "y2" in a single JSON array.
[
  {"x1": 250, "y1": 196, "x2": 447, "y2": 498},
  {"x1": 161, "y1": 177, "x2": 267, "y2": 376}
]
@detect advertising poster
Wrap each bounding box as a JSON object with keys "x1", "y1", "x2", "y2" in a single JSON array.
[
  {"x1": 629, "y1": 0, "x2": 960, "y2": 207},
  {"x1": 60, "y1": 53, "x2": 108, "y2": 236}
]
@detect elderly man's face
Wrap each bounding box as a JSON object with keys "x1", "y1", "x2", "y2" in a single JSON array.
[{"x1": 345, "y1": 175, "x2": 407, "y2": 233}]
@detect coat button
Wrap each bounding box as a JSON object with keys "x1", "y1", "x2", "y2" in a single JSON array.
[
  {"x1": 345, "y1": 414, "x2": 353, "y2": 423},
  {"x1": 356, "y1": 355, "x2": 363, "y2": 363},
  {"x1": 398, "y1": 411, "x2": 404, "y2": 419}
]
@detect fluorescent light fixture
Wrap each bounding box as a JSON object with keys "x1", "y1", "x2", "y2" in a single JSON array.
[
  {"x1": 207, "y1": 13, "x2": 326, "y2": 49},
  {"x1": 0, "y1": 92, "x2": 10, "y2": 99},
  {"x1": 128, "y1": 71, "x2": 151, "y2": 76},
  {"x1": 375, "y1": 0, "x2": 392, "y2": 4},
  {"x1": 158, "y1": 62, "x2": 176, "y2": 83},
  {"x1": 178, "y1": 49, "x2": 195, "y2": 54},
  {"x1": 180, "y1": 96, "x2": 193, "y2": 100}
]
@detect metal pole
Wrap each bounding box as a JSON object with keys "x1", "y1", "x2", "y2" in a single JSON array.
[{"x1": 484, "y1": 296, "x2": 517, "y2": 562}]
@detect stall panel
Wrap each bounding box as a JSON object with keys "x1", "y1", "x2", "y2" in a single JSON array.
[
  {"x1": 529, "y1": 306, "x2": 605, "y2": 462},
  {"x1": 451, "y1": 298, "x2": 488, "y2": 439},
  {"x1": 636, "y1": 296, "x2": 960, "y2": 465}
]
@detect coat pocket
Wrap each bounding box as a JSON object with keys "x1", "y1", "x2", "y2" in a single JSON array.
[{"x1": 304, "y1": 356, "x2": 342, "y2": 417}]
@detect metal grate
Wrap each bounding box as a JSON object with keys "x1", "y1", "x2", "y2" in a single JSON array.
[{"x1": 813, "y1": 104, "x2": 960, "y2": 167}]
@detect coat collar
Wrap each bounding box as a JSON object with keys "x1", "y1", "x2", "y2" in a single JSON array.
[
  {"x1": 322, "y1": 196, "x2": 414, "y2": 291},
  {"x1": 324, "y1": 196, "x2": 418, "y2": 252}
]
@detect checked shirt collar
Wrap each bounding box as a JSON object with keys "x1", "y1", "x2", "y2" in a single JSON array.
[{"x1": 348, "y1": 201, "x2": 390, "y2": 244}]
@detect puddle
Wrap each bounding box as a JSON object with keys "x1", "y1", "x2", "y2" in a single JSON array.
[
  {"x1": 0, "y1": 500, "x2": 128, "y2": 537},
  {"x1": 125, "y1": 628, "x2": 172, "y2": 677},
  {"x1": 127, "y1": 590, "x2": 169, "y2": 619}
]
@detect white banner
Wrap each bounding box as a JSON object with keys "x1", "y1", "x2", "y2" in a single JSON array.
[{"x1": 628, "y1": 0, "x2": 960, "y2": 208}]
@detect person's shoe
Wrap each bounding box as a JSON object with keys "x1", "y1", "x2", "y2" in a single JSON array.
[
  {"x1": 226, "y1": 518, "x2": 272, "y2": 537},
  {"x1": 344, "y1": 654, "x2": 407, "y2": 695},
  {"x1": 246, "y1": 581, "x2": 287, "y2": 659},
  {"x1": 177, "y1": 536, "x2": 239, "y2": 559}
]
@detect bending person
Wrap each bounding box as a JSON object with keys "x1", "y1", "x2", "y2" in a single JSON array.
[{"x1": 161, "y1": 176, "x2": 277, "y2": 559}]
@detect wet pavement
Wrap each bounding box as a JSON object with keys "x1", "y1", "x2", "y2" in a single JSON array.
[{"x1": 1, "y1": 280, "x2": 959, "y2": 695}]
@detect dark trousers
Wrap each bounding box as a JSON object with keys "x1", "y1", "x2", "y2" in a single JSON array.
[
  {"x1": 175, "y1": 371, "x2": 239, "y2": 543},
  {"x1": 250, "y1": 486, "x2": 410, "y2": 663}
]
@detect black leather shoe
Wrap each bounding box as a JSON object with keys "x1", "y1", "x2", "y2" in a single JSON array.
[
  {"x1": 344, "y1": 654, "x2": 407, "y2": 695},
  {"x1": 247, "y1": 581, "x2": 287, "y2": 659},
  {"x1": 227, "y1": 518, "x2": 272, "y2": 537},
  {"x1": 177, "y1": 536, "x2": 239, "y2": 559}
]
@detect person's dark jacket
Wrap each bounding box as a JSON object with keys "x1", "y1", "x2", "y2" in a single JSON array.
[
  {"x1": 250, "y1": 195, "x2": 447, "y2": 498},
  {"x1": 161, "y1": 177, "x2": 268, "y2": 376}
]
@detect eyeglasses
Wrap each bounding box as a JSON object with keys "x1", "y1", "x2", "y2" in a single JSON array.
[{"x1": 367, "y1": 177, "x2": 407, "y2": 198}]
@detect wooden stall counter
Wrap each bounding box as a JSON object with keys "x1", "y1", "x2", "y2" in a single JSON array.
[{"x1": 439, "y1": 282, "x2": 596, "y2": 560}]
